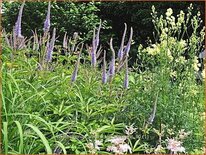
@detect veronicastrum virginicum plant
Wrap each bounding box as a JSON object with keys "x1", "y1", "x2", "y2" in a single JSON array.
[{"x1": 3, "y1": 2, "x2": 27, "y2": 61}]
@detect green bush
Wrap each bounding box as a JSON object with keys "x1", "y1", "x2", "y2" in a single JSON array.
[{"x1": 2, "y1": 2, "x2": 103, "y2": 41}]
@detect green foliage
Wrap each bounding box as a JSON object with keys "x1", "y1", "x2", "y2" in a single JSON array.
[
  {"x1": 2, "y1": 2, "x2": 102, "y2": 41},
  {"x1": 2, "y1": 3, "x2": 205, "y2": 154}
]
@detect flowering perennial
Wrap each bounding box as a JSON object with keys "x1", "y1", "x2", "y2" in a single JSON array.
[
  {"x1": 46, "y1": 28, "x2": 56, "y2": 62},
  {"x1": 15, "y1": 2, "x2": 25, "y2": 39},
  {"x1": 71, "y1": 51, "x2": 81, "y2": 82},
  {"x1": 43, "y1": 2, "x2": 51, "y2": 33},
  {"x1": 86, "y1": 140, "x2": 102, "y2": 153},
  {"x1": 108, "y1": 38, "x2": 116, "y2": 80},
  {"x1": 91, "y1": 20, "x2": 101, "y2": 67},
  {"x1": 123, "y1": 56, "x2": 129, "y2": 89},
  {"x1": 125, "y1": 124, "x2": 137, "y2": 135},
  {"x1": 167, "y1": 138, "x2": 185, "y2": 154},
  {"x1": 124, "y1": 27, "x2": 133, "y2": 56},
  {"x1": 102, "y1": 50, "x2": 107, "y2": 84},
  {"x1": 118, "y1": 23, "x2": 127, "y2": 61},
  {"x1": 107, "y1": 136, "x2": 132, "y2": 154}
]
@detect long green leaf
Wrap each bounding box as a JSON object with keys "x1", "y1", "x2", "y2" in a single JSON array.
[
  {"x1": 3, "y1": 122, "x2": 8, "y2": 154},
  {"x1": 14, "y1": 121, "x2": 24, "y2": 154},
  {"x1": 26, "y1": 124, "x2": 52, "y2": 154},
  {"x1": 55, "y1": 141, "x2": 67, "y2": 154}
]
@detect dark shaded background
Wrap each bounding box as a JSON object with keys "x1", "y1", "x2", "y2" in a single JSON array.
[{"x1": 2, "y1": 1, "x2": 205, "y2": 64}]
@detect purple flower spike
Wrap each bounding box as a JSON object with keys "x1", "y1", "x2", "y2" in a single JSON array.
[
  {"x1": 118, "y1": 23, "x2": 127, "y2": 61},
  {"x1": 43, "y1": 2, "x2": 51, "y2": 33},
  {"x1": 102, "y1": 50, "x2": 107, "y2": 84},
  {"x1": 91, "y1": 29, "x2": 97, "y2": 67},
  {"x1": 124, "y1": 27, "x2": 133, "y2": 56},
  {"x1": 95, "y1": 20, "x2": 101, "y2": 48},
  {"x1": 71, "y1": 32, "x2": 78, "y2": 52},
  {"x1": 124, "y1": 56, "x2": 129, "y2": 89},
  {"x1": 71, "y1": 52, "x2": 81, "y2": 82},
  {"x1": 63, "y1": 32, "x2": 68, "y2": 49},
  {"x1": 91, "y1": 20, "x2": 102, "y2": 67},
  {"x1": 15, "y1": 2, "x2": 25, "y2": 39},
  {"x1": 46, "y1": 28, "x2": 56, "y2": 62},
  {"x1": 108, "y1": 38, "x2": 115, "y2": 78}
]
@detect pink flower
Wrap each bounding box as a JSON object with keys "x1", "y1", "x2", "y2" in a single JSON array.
[
  {"x1": 106, "y1": 143, "x2": 131, "y2": 154},
  {"x1": 107, "y1": 145, "x2": 118, "y2": 153},
  {"x1": 108, "y1": 136, "x2": 127, "y2": 145},
  {"x1": 119, "y1": 144, "x2": 132, "y2": 153},
  {"x1": 167, "y1": 138, "x2": 185, "y2": 154},
  {"x1": 107, "y1": 136, "x2": 132, "y2": 154}
]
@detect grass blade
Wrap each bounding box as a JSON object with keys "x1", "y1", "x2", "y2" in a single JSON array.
[
  {"x1": 3, "y1": 122, "x2": 8, "y2": 154},
  {"x1": 55, "y1": 141, "x2": 67, "y2": 154},
  {"x1": 26, "y1": 124, "x2": 52, "y2": 154},
  {"x1": 14, "y1": 121, "x2": 24, "y2": 154}
]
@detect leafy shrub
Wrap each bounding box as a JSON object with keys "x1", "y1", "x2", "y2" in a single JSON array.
[{"x1": 2, "y1": 2, "x2": 104, "y2": 41}]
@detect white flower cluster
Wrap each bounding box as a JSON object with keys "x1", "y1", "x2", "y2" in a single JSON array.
[
  {"x1": 147, "y1": 44, "x2": 160, "y2": 56},
  {"x1": 154, "y1": 144, "x2": 165, "y2": 154},
  {"x1": 193, "y1": 56, "x2": 201, "y2": 71},
  {"x1": 125, "y1": 124, "x2": 137, "y2": 135},
  {"x1": 177, "y1": 10, "x2": 185, "y2": 28},
  {"x1": 166, "y1": 8, "x2": 173, "y2": 17},
  {"x1": 86, "y1": 140, "x2": 102, "y2": 153},
  {"x1": 165, "y1": 8, "x2": 176, "y2": 29},
  {"x1": 178, "y1": 129, "x2": 191, "y2": 139},
  {"x1": 175, "y1": 56, "x2": 186, "y2": 64},
  {"x1": 170, "y1": 70, "x2": 177, "y2": 78},
  {"x1": 179, "y1": 39, "x2": 187, "y2": 49},
  {"x1": 167, "y1": 49, "x2": 173, "y2": 61},
  {"x1": 106, "y1": 136, "x2": 132, "y2": 154}
]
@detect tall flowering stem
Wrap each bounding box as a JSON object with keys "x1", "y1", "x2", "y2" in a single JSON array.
[
  {"x1": 95, "y1": 20, "x2": 101, "y2": 48},
  {"x1": 15, "y1": 2, "x2": 25, "y2": 39},
  {"x1": 3, "y1": 29, "x2": 26, "y2": 51},
  {"x1": 3, "y1": 29, "x2": 11, "y2": 48},
  {"x1": 147, "y1": 92, "x2": 158, "y2": 125},
  {"x1": 118, "y1": 23, "x2": 127, "y2": 61},
  {"x1": 71, "y1": 32, "x2": 78, "y2": 53},
  {"x1": 91, "y1": 29, "x2": 97, "y2": 67},
  {"x1": 102, "y1": 50, "x2": 107, "y2": 84},
  {"x1": 46, "y1": 28, "x2": 56, "y2": 63},
  {"x1": 117, "y1": 25, "x2": 133, "y2": 73},
  {"x1": 63, "y1": 32, "x2": 68, "y2": 50},
  {"x1": 124, "y1": 56, "x2": 129, "y2": 89},
  {"x1": 43, "y1": 2, "x2": 51, "y2": 34},
  {"x1": 32, "y1": 30, "x2": 40, "y2": 51},
  {"x1": 108, "y1": 38, "x2": 116, "y2": 82},
  {"x1": 124, "y1": 27, "x2": 133, "y2": 56},
  {"x1": 63, "y1": 32, "x2": 69, "y2": 57},
  {"x1": 71, "y1": 43, "x2": 83, "y2": 83},
  {"x1": 91, "y1": 20, "x2": 101, "y2": 67}
]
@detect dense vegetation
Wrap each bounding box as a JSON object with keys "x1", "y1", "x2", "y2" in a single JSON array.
[
  {"x1": 2, "y1": 1, "x2": 205, "y2": 65},
  {"x1": 2, "y1": 1, "x2": 205, "y2": 154}
]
